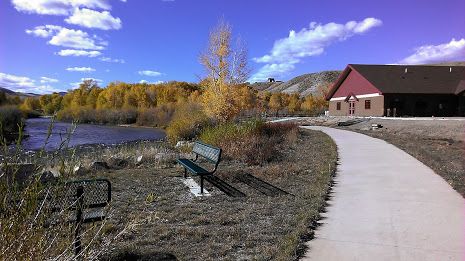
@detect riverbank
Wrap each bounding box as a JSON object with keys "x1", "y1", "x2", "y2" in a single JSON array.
[
  {"x1": 17, "y1": 118, "x2": 165, "y2": 151},
  {"x1": 80, "y1": 128, "x2": 337, "y2": 260}
]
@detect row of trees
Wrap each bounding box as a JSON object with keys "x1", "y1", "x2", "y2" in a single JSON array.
[
  {"x1": 17, "y1": 20, "x2": 330, "y2": 127},
  {"x1": 18, "y1": 80, "x2": 328, "y2": 125}
]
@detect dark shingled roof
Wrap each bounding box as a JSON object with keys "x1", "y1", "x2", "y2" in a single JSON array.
[{"x1": 327, "y1": 64, "x2": 465, "y2": 99}]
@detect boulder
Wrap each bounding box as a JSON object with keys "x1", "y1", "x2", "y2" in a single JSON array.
[
  {"x1": 73, "y1": 164, "x2": 87, "y2": 176},
  {"x1": 1, "y1": 163, "x2": 39, "y2": 184},
  {"x1": 89, "y1": 161, "x2": 110, "y2": 171},
  {"x1": 108, "y1": 157, "x2": 129, "y2": 169}
]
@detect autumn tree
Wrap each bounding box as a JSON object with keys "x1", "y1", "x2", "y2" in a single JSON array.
[
  {"x1": 20, "y1": 97, "x2": 41, "y2": 112},
  {"x1": 199, "y1": 19, "x2": 251, "y2": 122},
  {"x1": 268, "y1": 93, "x2": 283, "y2": 116},
  {"x1": 287, "y1": 93, "x2": 302, "y2": 113},
  {"x1": 0, "y1": 91, "x2": 6, "y2": 106}
]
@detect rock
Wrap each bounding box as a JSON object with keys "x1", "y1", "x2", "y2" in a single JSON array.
[
  {"x1": 39, "y1": 170, "x2": 58, "y2": 184},
  {"x1": 108, "y1": 158, "x2": 129, "y2": 169},
  {"x1": 73, "y1": 164, "x2": 87, "y2": 176},
  {"x1": 89, "y1": 161, "x2": 110, "y2": 171},
  {"x1": 175, "y1": 141, "x2": 194, "y2": 150},
  {"x1": 1, "y1": 163, "x2": 38, "y2": 184},
  {"x1": 136, "y1": 155, "x2": 144, "y2": 165}
]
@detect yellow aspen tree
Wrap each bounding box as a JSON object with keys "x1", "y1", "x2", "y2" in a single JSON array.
[{"x1": 199, "y1": 19, "x2": 251, "y2": 122}]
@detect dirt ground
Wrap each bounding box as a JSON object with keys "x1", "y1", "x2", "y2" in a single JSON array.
[
  {"x1": 295, "y1": 117, "x2": 465, "y2": 197},
  {"x1": 87, "y1": 129, "x2": 337, "y2": 260}
]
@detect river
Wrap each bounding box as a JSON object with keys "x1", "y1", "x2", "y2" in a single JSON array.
[{"x1": 20, "y1": 118, "x2": 166, "y2": 151}]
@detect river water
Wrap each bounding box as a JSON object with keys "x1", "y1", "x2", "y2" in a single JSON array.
[{"x1": 20, "y1": 118, "x2": 166, "y2": 151}]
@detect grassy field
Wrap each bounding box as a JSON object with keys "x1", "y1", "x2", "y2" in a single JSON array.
[{"x1": 84, "y1": 129, "x2": 337, "y2": 260}]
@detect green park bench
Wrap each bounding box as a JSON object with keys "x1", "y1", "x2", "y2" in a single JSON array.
[{"x1": 177, "y1": 141, "x2": 222, "y2": 194}]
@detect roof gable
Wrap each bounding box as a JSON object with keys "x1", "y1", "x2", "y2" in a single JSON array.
[{"x1": 327, "y1": 64, "x2": 465, "y2": 100}]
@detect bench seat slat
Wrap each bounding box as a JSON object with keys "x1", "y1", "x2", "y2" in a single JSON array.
[{"x1": 177, "y1": 158, "x2": 210, "y2": 175}]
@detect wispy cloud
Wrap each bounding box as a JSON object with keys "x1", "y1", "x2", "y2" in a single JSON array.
[
  {"x1": 399, "y1": 38, "x2": 465, "y2": 64},
  {"x1": 25, "y1": 25, "x2": 62, "y2": 37},
  {"x1": 0, "y1": 72, "x2": 61, "y2": 94},
  {"x1": 65, "y1": 8, "x2": 122, "y2": 30},
  {"x1": 66, "y1": 67, "x2": 96, "y2": 72},
  {"x1": 99, "y1": 57, "x2": 125, "y2": 63},
  {"x1": 57, "y1": 49, "x2": 102, "y2": 57},
  {"x1": 139, "y1": 80, "x2": 165, "y2": 84},
  {"x1": 40, "y1": 76, "x2": 59, "y2": 83},
  {"x1": 11, "y1": 0, "x2": 111, "y2": 16},
  {"x1": 138, "y1": 70, "x2": 162, "y2": 77},
  {"x1": 250, "y1": 17, "x2": 382, "y2": 82}
]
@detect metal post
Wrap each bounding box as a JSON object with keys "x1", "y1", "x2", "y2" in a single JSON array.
[
  {"x1": 74, "y1": 186, "x2": 83, "y2": 256},
  {"x1": 200, "y1": 176, "x2": 204, "y2": 194}
]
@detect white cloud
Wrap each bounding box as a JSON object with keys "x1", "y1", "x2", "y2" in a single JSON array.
[
  {"x1": 249, "y1": 63, "x2": 297, "y2": 83},
  {"x1": 26, "y1": 25, "x2": 107, "y2": 50},
  {"x1": 12, "y1": 0, "x2": 111, "y2": 16},
  {"x1": 40, "y1": 76, "x2": 59, "y2": 83},
  {"x1": 49, "y1": 27, "x2": 107, "y2": 50},
  {"x1": 25, "y1": 25, "x2": 62, "y2": 38},
  {"x1": 399, "y1": 38, "x2": 465, "y2": 64},
  {"x1": 70, "y1": 77, "x2": 103, "y2": 88},
  {"x1": 66, "y1": 67, "x2": 96, "y2": 72},
  {"x1": 81, "y1": 77, "x2": 103, "y2": 83},
  {"x1": 65, "y1": 8, "x2": 122, "y2": 30},
  {"x1": 99, "y1": 57, "x2": 125, "y2": 63},
  {"x1": 0, "y1": 72, "x2": 61, "y2": 94},
  {"x1": 139, "y1": 80, "x2": 164, "y2": 84},
  {"x1": 250, "y1": 17, "x2": 382, "y2": 82},
  {"x1": 57, "y1": 49, "x2": 102, "y2": 57},
  {"x1": 138, "y1": 70, "x2": 162, "y2": 77}
]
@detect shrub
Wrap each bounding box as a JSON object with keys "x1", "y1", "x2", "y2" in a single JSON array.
[
  {"x1": 166, "y1": 103, "x2": 210, "y2": 142},
  {"x1": 137, "y1": 104, "x2": 175, "y2": 127},
  {"x1": 0, "y1": 106, "x2": 23, "y2": 135},
  {"x1": 199, "y1": 120, "x2": 298, "y2": 165},
  {"x1": 57, "y1": 108, "x2": 138, "y2": 125}
]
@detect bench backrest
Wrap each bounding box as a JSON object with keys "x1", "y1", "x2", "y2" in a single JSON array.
[{"x1": 193, "y1": 141, "x2": 222, "y2": 164}]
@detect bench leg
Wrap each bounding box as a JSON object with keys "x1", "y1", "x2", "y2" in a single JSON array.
[
  {"x1": 184, "y1": 168, "x2": 187, "y2": 178},
  {"x1": 200, "y1": 176, "x2": 204, "y2": 194}
]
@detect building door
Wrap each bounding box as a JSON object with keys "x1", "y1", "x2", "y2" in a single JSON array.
[{"x1": 349, "y1": 101, "x2": 355, "y2": 116}]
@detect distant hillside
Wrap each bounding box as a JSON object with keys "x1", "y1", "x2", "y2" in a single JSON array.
[
  {"x1": 250, "y1": 70, "x2": 341, "y2": 96},
  {"x1": 0, "y1": 87, "x2": 40, "y2": 98},
  {"x1": 0, "y1": 87, "x2": 16, "y2": 95}
]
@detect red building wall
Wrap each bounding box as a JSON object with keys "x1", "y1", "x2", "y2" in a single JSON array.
[{"x1": 332, "y1": 68, "x2": 381, "y2": 98}]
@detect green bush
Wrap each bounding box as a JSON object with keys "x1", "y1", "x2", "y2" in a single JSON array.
[
  {"x1": 166, "y1": 103, "x2": 210, "y2": 142},
  {"x1": 199, "y1": 120, "x2": 298, "y2": 165},
  {"x1": 199, "y1": 119, "x2": 263, "y2": 145},
  {"x1": 0, "y1": 106, "x2": 23, "y2": 135}
]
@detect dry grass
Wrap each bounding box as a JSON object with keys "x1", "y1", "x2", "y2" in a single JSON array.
[{"x1": 90, "y1": 129, "x2": 337, "y2": 260}]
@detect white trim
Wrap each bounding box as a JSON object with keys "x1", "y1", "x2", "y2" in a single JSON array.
[{"x1": 330, "y1": 93, "x2": 382, "y2": 101}]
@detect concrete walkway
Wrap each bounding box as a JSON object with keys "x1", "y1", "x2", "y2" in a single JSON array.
[{"x1": 301, "y1": 126, "x2": 464, "y2": 261}]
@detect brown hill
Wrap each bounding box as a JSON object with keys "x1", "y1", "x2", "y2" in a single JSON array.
[{"x1": 249, "y1": 70, "x2": 341, "y2": 96}]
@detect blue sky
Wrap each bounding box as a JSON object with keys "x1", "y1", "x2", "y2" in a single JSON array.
[{"x1": 1, "y1": 0, "x2": 464, "y2": 94}]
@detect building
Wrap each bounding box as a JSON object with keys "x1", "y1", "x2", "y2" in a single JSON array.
[{"x1": 326, "y1": 64, "x2": 465, "y2": 117}]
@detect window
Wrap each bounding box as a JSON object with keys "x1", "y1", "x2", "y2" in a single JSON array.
[
  {"x1": 336, "y1": 102, "x2": 341, "y2": 110},
  {"x1": 365, "y1": 100, "x2": 371, "y2": 109}
]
